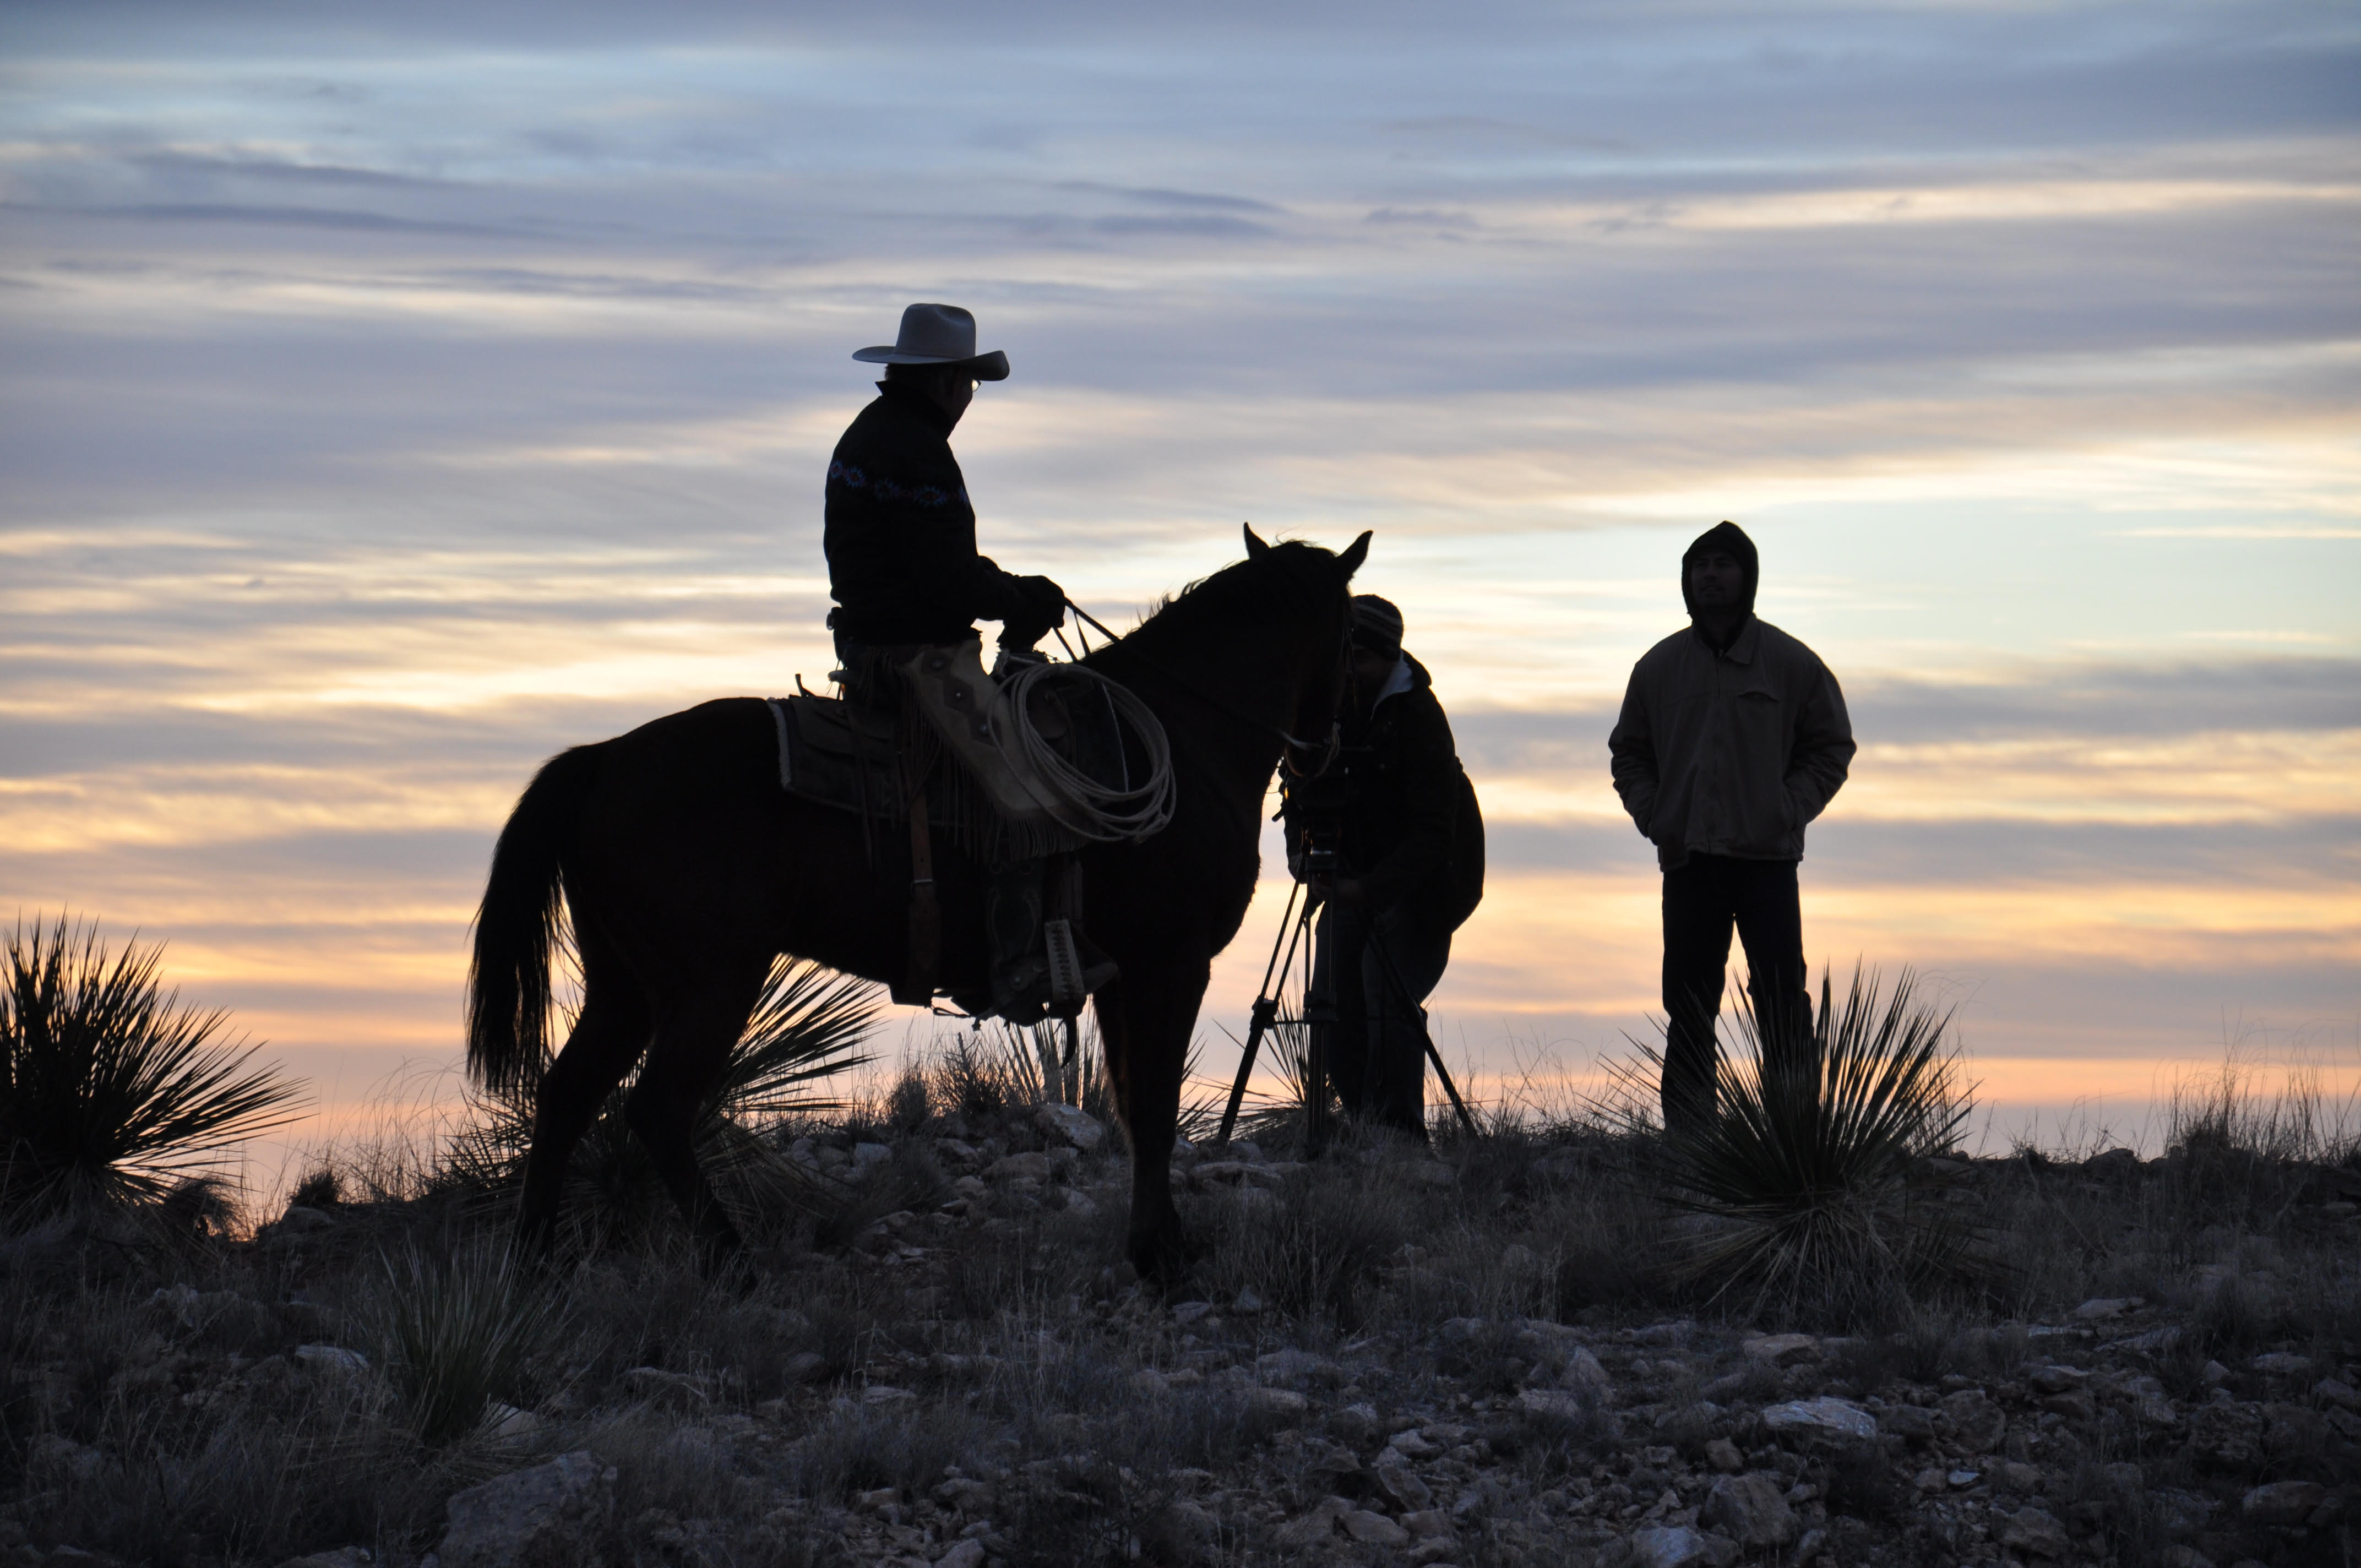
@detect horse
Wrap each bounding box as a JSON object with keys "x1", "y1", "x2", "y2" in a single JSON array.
[{"x1": 465, "y1": 525, "x2": 1369, "y2": 1278}]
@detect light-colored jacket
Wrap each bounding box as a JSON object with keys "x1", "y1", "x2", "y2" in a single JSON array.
[{"x1": 1608, "y1": 617, "x2": 1855, "y2": 870}]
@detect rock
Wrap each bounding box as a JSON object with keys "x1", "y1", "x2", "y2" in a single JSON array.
[
  {"x1": 1519, "y1": 1388, "x2": 1592, "y2": 1422},
  {"x1": 1035, "y1": 1103, "x2": 1106, "y2": 1152},
  {"x1": 1276, "y1": 1498, "x2": 1351, "y2": 1547},
  {"x1": 2241, "y1": 1480, "x2": 2326, "y2": 1526},
  {"x1": 486, "y1": 1403, "x2": 542, "y2": 1440},
  {"x1": 1171, "y1": 1300, "x2": 1215, "y2": 1326},
  {"x1": 2249, "y1": 1352, "x2": 2311, "y2": 1378},
  {"x1": 2085, "y1": 1147, "x2": 2140, "y2": 1179},
  {"x1": 1386, "y1": 1427, "x2": 1442, "y2": 1459},
  {"x1": 2315, "y1": 1378, "x2": 2360, "y2": 1411},
  {"x1": 1742, "y1": 1333, "x2": 1820, "y2": 1367},
  {"x1": 1941, "y1": 1389, "x2": 2006, "y2": 1451},
  {"x1": 1999, "y1": 1506, "x2": 2070, "y2": 1559},
  {"x1": 438, "y1": 1451, "x2": 613, "y2": 1568},
  {"x1": 1705, "y1": 1438, "x2": 1744, "y2": 1473},
  {"x1": 851, "y1": 1141, "x2": 894, "y2": 1172},
  {"x1": 2073, "y1": 1297, "x2": 2137, "y2": 1321},
  {"x1": 1881, "y1": 1404, "x2": 1938, "y2": 1441},
  {"x1": 935, "y1": 1541, "x2": 987, "y2": 1568},
  {"x1": 1558, "y1": 1347, "x2": 1613, "y2": 1393},
  {"x1": 1374, "y1": 1461, "x2": 1433, "y2": 1510},
  {"x1": 1255, "y1": 1348, "x2": 1336, "y2": 1384},
  {"x1": 1700, "y1": 1473, "x2": 1799, "y2": 1545},
  {"x1": 1401, "y1": 1508, "x2": 1453, "y2": 1539},
  {"x1": 1144, "y1": 1498, "x2": 1218, "y2": 1562},
  {"x1": 1630, "y1": 1524, "x2": 1736, "y2": 1568},
  {"x1": 620, "y1": 1367, "x2": 709, "y2": 1409},
  {"x1": 292, "y1": 1344, "x2": 369, "y2": 1376},
  {"x1": 1761, "y1": 1397, "x2": 1878, "y2": 1445},
  {"x1": 2029, "y1": 1365, "x2": 2089, "y2": 1393},
  {"x1": 1340, "y1": 1509, "x2": 1410, "y2": 1545},
  {"x1": 150, "y1": 1282, "x2": 202, "y2": 1327}
]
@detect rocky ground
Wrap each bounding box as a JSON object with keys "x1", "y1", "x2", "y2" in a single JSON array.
[{"x1": 3, "y1": 1092, "x2": 2357, "y2": 1568}]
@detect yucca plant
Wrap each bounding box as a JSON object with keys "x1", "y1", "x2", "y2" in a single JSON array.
[
  {"x1": 1625, "y1": 965, "x2": 1981, "y2": 1322},
  {"x1": 1, "y1": 915, "x2": 303, "y2": 1219},
  {"x1": 368, "y1": 1239, "x2": 559, "y2": 1447},
  {"x1": 443, "y1": 955, "x2": 881, "y2": 1249}
]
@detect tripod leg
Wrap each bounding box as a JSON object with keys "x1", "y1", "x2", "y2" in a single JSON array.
[
  {"x1": 1218, "y1": 883, "x2": 1305, "y2": 1145},
  {"x1": 1301, "y1": 901, "x2": 1334, "y2": 1158}
]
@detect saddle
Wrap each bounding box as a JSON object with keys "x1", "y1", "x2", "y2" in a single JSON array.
[
  {"x1": 766, "y1": 647, "x2": 1135, "y2": 1016},
  {"x1": 766, "y1": 640, "x2": 1132, "y2": 845}
]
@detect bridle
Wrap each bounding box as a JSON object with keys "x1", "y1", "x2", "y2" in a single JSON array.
[{"x1": 1064, "y1": 597, "x2": 1349, "y2": 781}]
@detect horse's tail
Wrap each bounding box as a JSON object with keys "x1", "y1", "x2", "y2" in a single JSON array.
[{"x1": 466, "y1": 744, "x2": 602, "y2": 1097}]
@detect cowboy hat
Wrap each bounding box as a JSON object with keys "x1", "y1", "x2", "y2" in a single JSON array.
[{"x1": 852, "y1": 303, "x2": 1010, "y2": 380}]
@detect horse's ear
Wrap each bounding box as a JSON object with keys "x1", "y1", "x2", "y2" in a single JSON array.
[
  {"x1": 1337, "y1": 530, "x2": 1371, "y2": 580},
  {"x1": 1243, "y1": 522, "x2": 1270, "y2": 559}
]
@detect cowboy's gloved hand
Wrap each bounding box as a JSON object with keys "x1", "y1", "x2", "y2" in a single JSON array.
[{"x1": 998, "y1": 576, "x2": 1067, "y2": 648}]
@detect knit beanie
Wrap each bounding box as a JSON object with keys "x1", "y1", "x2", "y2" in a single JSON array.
[
  {"x1": 1680, "y1": 521, "x2": 1759, "y2": 618},
  {"x1": 1350, "y1": 595, "x2": 1404, "y2": 658}
]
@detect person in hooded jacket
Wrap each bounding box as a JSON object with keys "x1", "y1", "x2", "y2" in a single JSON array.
[
  {"x1": 1608, "y1": 522, "x2": 1855, "y2": 1134},
  {"x1": 1288, "y1": 595, "x2": 1485, "y2": 1139}
]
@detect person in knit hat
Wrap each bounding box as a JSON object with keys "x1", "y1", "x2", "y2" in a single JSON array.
[
  {"x1": 1607, "y1": 522, "x2": 1856, "y2": 1134},
  {"x1": 1286, "y1": 593, "x2": 1485, "y2": 1139}
]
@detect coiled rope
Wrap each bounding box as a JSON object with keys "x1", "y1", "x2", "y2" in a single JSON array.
[{"x1": 997, "y1": 657, "x2": 1176, "y2": 842}]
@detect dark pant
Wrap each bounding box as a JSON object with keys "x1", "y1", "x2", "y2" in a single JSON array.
[
  {"x1": 1313, "y1": 897, "x2": 1451, "y2": 1136},
  {"x1": 1661, "y1": 854, "x2": 1812, "y2": 1132}
]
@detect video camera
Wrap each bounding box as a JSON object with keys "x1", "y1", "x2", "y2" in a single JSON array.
[{"x1": 1280, "y1": 768, "x2": 1355, "y2": 884}]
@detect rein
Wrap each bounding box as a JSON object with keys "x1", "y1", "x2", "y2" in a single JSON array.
[{"x1": 1064, "y1": 599, "x2": 1343, "y2": 778}]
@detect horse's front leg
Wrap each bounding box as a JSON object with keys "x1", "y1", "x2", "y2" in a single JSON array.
[{"x1": 1095, "y1": 953, "x2": 1205, "y2": 1283}]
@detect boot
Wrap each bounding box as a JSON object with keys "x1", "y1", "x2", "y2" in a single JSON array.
[{"x1": 987, "y1": 859, "x2": 1051, "y2": 1023}]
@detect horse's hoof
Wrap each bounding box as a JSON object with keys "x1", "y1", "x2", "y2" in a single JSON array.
[{"x1": 1127, "y1": 1226, "x2": 1193, "y2": 1287}]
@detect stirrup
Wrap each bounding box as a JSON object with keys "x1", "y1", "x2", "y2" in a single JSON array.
[{"x1": 1043, "y1": 918, "x2": 1118, "y2": 1020}]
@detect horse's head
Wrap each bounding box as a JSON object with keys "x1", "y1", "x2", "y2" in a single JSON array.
[{"x1": 1243, "y1": 522, "x2": 1368, "y2": 779}]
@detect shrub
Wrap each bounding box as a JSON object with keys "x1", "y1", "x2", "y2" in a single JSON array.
[
  {"x1": 1, "y1": 916, "x2": 302, "y2": 1219},
  {"x1": 366, "y1": 1239, "x2": 559, "y2": 1447},
  {"x1": 1631, "y1": 965, "x2": 1982, "y2": 1325}
]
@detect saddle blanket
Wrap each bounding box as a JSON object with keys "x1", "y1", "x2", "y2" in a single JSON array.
[{"x1": 765, "y1": 693, "x2": 958, "y2": 825}]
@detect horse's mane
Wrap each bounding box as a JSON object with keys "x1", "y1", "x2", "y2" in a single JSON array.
[{"x1": 1109, "y1": 540, "x2": 1341, "y2": 651}]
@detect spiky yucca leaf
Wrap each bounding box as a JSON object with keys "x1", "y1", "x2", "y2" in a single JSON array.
[
  {"x1": 1, "y1": 916, "x2": 303, "y2": 1218},
  {"x1": 1635, "y1": 966, "x2": 1979, "y2": 1320},
  {"x1": 369, "y1": 1240, "x2": 559, "y2": 1447}
]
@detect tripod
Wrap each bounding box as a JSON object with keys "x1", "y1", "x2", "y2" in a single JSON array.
[{"x1": 1216, "y1": 875, "x2": 1480, "y2": 1150}]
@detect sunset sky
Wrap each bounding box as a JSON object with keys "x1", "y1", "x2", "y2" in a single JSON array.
[{"x1": 4, "y1": 1, "x2": 2357, "y2": 1158}]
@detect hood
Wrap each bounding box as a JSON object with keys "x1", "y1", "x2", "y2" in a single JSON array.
[{"x1": 1680, "y1": 520, "x2": 1758, "y2": 619}]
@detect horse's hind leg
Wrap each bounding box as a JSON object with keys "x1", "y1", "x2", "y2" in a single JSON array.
[
  {"x1": 626, "y1": 961, "x2": 768, "y2": 1271},
  {"x1": 518, "y1": 974, "x2": 650, "y2": 1262}
]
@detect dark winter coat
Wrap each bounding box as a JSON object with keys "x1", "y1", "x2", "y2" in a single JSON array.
[
  {"x1": 823, "y1": 382, "x2": 1058, "y2": 647},
  {"x1": 1291, "y1": 654, "x2": 1485, "y2": 933},
  {"x1": 1608, "y1": 618, "x2": 1855, "y2": 871}
]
